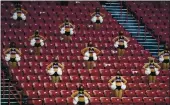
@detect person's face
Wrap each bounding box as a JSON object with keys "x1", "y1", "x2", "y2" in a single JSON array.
[
  {"x1": 88, "y1": 42, "x2": 93, "y2": 47},
  {"x1": 35, "y1": 31, "x2": 39, "y2": 36},
  {"x1": 79, "y1": 86, "x2": 84, "y2": 90},
  {"x1": 150, "y1": 60, "x2": 154, "y2": 63},
  {"x1": 10, "y1": 43, "x2": 16, "y2": 48},
  {"x1": 54, "y1": 58, "x2": 58, "y2": 62}
]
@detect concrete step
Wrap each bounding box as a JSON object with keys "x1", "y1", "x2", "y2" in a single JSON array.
[
  {"x1": 113, "y1": 16, "x2": 135, "y2": 20},
  {"x1": 104, "y1": 8, "x2": 127, "y2": 11},
  {"x1": 117, "y1": 19, "x2": 136, "y2": 22},
  {"x1": 126, "y1": 29, "x2": 145, "y2": 31},
  {"x1": 1, "y1": 102, "x2": 20, "y2": 105},
  {"x1": 109, "y1": 11, "x2": 128, "y2": 14},
  {"x1": 105, "y1": 2, "x2": 120, "y2": 5},
  {"x1": 103, "y1": 5, "x2": 121, "y2": 8}
]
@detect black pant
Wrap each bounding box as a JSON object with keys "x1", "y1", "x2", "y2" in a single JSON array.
[
  {"x1": 61, "y1": 1, "x2": 68, "y2": 6},
  {"x1": 78, "y1": 102, "x2": 85, "y2": 105}
]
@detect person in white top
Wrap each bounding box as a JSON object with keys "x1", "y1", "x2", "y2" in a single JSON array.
[
  {"x1": 81, "y1": 42, "x2": 101, "y2": 69},
  {"x1": 113, "y1": 31, "x2": 130, "y2": 57},
  {"x1": 28, "y1": 30, "x2": 47, "y2": 55},
  {"x1": 109, "y1": 71, "x2": 127, "y2": 98},
  {"x1": 158, "y1": 45, "x2": 170, "y2": 70},
  {"x1": 11, "y1": 5, "x2": 28, "y2": 20},
  {"x1": 4, "y1": 42, "x2": 21, "y2": 68},
  {"x1": 91, "y1": 7, "x2": 105, "y2": 29},
  {"x1": 59, "y1": 18, "x2": 75, "y2": 42},
  {"x1": 71, "y1": 85, "x2": 90, "y2": 105},
  {"x1": 143, "y1": 57, "x2": 161, "y2": 83},
  {"x1": 46, "y1": 57, "x2": 64, "y2": 83}
]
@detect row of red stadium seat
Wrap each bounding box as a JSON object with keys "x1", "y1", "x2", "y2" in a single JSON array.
[{"x1": 29, "y1": 97, "x2": 170, "y2": 105}]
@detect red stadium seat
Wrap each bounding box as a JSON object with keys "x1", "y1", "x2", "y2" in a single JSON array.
[
  {"x1": 78, "y1": 69, "x2": 90, "y2": 76},
  {"x1": 44, "y1": 98, "x2": 56, "y2": 105},
  {"x1": 44, "y1": 83, "x2": 55, "y2": 90},
  {"x1": 143, "y1": 97, "x2": 154, "y2": 105},
  {"x1": 93, "y1": 90, "x2": 105, "y2": 97},
  {"x1": 97, "y1": 83, "x2": 109, "y2": 90},
  {"x1": 111, "y1": 97, "x2": 122, "y2": 104},
  {"x1": 90, "y1": 97, "x2": 101, "y2": 105},
  {"x1": 27, "y1": 75, "x2": 38, "y2": 82},
  {"x1": 122, "y1": 97, "x2": 133, "y2": 104},
  {"x1": 32, "y1": 99, "x2": 43, "y2": 105},
  {"x1": 165, "y1": 97, "x2": 170, "y2": 104},
  {"x1": 132, "y1": 97, "x2": 144, "y2": 105},
  {"x1": 66, "y1": 83, "x2": 77, "y2": 90},
  {"x1": 61, "y1": 90, "x2": 72, "y2": 97},
  {"x1": 91, "y1": 76, "x2": 102, "y2": 83},
  {"x1": 87, "y1": 83, "x2": 98, "y2": 90},
  {"x1": 80, "y1": 76, "x2": 92, "y2": 83},
  {"x1": 156, "y1": 90, "x2": 168, "y2": 97},
  {"x1": 70, "y1": 76, "x2": 81, "y2": 83},
  {"x1": 21, "y1": 83, "x2": 33, "y2": 90},
  {"x1": 135, "y1": 90, "x2": 147, "y2": 97},
  {"x1": 146, "y1": 90, "x2": 157, "y2": 97},
  {"x1": 49, "y1": 90, "x2": 61, "y2": 97},
  {"x1": 154, "y1": 97, "x2": 166, "y2": 104},
  {"x1": 125, "y1": 90, "x2": 137, "y2": 97},
  {"x1": 33, "y1": 82, "x2": 44, "y2": 90},
  {"x1": 26, "y1": 90, "x2": 38, "y2": 98},
  {"x1": 38, "y1": 90, "x2": 49, "y2": 98},
  {"x1": 55, "y1": 98, "x2": 67, "y2": 105},
  {"x1": 100, "y1": 97, "x2": 111, "y2": 105},
  {"x1": 38, "y1": 75, "x2": 50, "y2": 82}
]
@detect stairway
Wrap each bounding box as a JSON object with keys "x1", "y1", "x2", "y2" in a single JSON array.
[
  {"x1": 1, "y1": 73, "x2": 20, "y2": 105},
  {"x1": 102, "y1": 1, "x2": 164, "y2": 57}
]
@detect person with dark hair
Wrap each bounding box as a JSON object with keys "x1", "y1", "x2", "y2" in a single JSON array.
[
  {"x1": 28, "y1": 30, "x2": 47, "y2": 55},
  {"x1": 158, "y1": 45, "x2": 170, "y2": 70},
  {"x1": 81, "y1": 42, "x2": 101, "y2": 69},
  {"x1": 59, "y1": 18, "x2": 75, "y2": 42},
  {"x1": 109, "y1": 71, "x2": 127, "y2": 98},
  {"x1": 46, "y1": 57, "x2": 64, "y2": 83},
  {"x1": 11, "y1": 4, "x2": 28, "y2": 20},
  {"x1": 4, "y1": 42, "x2": 21, "y2": 68},
  {"x1": 143, "y1": 57, "x2": 161, "y2": 83},
  {"x1": 113, "y1": 31, "x2": 130, "y2": 56},
  {"x1": 71, "y1": 85, "x2": 90, "y2": 105},
  {"x1": 91, "y1": 7, "x2": 105, "y2": 29}
]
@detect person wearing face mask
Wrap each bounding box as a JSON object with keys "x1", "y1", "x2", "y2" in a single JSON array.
[
  {"x1": 59, "y1": 18, "x2": 75, "y2": 42},
  {"x1": 71, "y1": 85, "x2": 90, "y2": 105},
  {"x1": 113, "y1": 31, "x2": 130, "y2": 57},
  {"x1": 91, "y1": 7, "x2": 105, "y2": 29},
  {"x1": 143, "y1": 57, "x2": 161, "y2": 83},
  {"x1": 108, "y1": 71, "x2": 127, "y2": 98},
  {"x1": 28, "y1": 30, "x2": 47, "y2": 55},
  {"x1": 81, "y1": 42, "x2": 101, "y2": 69},
  {"x1": 4, "y1": 42, "x2": 22, "y2": 68},
  {"x1": 11, "y1": 4, "x2": 28, "y2": 20},
  {"x1": 158, "y1": 45, "x2": 170, "y2": 70},
  {"x1": 46, "y1": 57, "x2": 64, "y2": 82}
]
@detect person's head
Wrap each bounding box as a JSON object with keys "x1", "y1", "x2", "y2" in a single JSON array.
[
  {"x1": 164, "y1": 45, "x2": 169, "y2": 52},
  {"x1": 54, "y1": 57, "x2": 58, "y2": 63},
  {"x1": 34, "y1": 30, "x2": 39, "y2": 37},
  {"x1": 16, "y1": 5, "x2": 21, "y2": 10},
  {"x1": 78, "y1": 85, "x2": 84, "y2": 91},
  {"x1": 88, "y1": 42, "x2": 93, "y2": 47},
  {"x1": 119, "y1": 31, "x2": 124, "y2": 36},
  {"x1": 148, "y1": 57, "x2": 154, "y2": 63},
  {"x1": 95, "y1": 8, "x2": 100, "y2": 13},
  {"x1": 10, "y1": 42, "x2": 16, "y2": 48},
  {"x1": 116, "y1": 71, "x2": 121, "y2": 76},
  {"x1": 65, "y1": 18, "x2": 69, "y2": 23}
]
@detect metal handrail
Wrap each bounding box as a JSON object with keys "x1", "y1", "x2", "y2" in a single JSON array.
[
  {"x1": 8, "y1": 82, "x2": 22, "y2": 105},
  {"x1": 2, "y1": 71, "x2": 5, "y2": 98}
]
